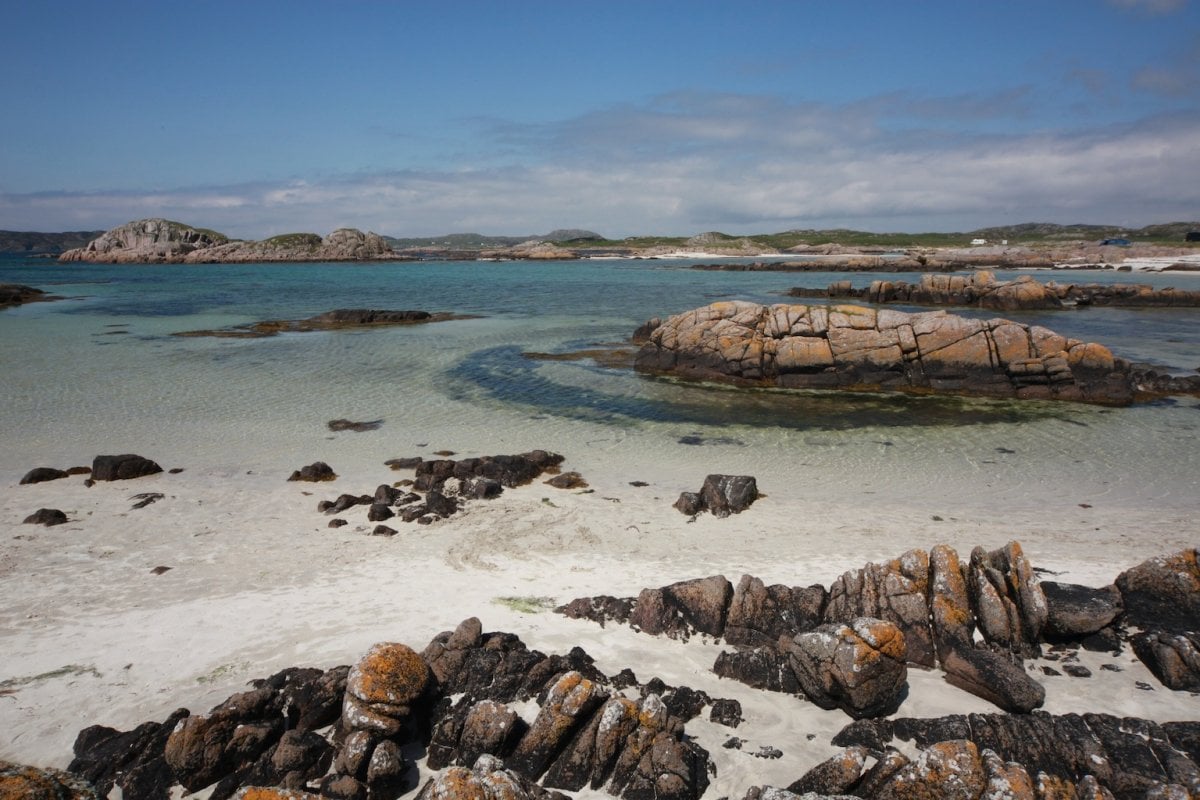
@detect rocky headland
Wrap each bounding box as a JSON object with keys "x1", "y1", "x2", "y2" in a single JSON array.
[
  {"x1": 632, "y1": 301, "x2": 1200, "y2": 405},
  {"x1": 786, "y1": 271, "x2": 1200, "y2": 310},
  {"x1": 59, "y1": 219, "x2": 400, "y2": 264}
]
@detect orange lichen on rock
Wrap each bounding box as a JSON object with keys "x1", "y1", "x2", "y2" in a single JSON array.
[{"x1": 347, "y1": 642, "x2": 431, "y2": 706}]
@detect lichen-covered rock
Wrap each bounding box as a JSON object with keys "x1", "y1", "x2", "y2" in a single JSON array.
[
  {"x1": 785, "y1": 617, "x2": 908, "y2": 718},
  {"x1": 929, "y1": 544, "x2": 974, "y2": 662},
  {"x1": 1131, "y1": 632, "x2": 1200, "y2": 691},
  {"x1": 629, "y1": 575, "x2": 733, "y2": 640},
  {"x1": 343, "y1": 642, "x2": 431, "y2": 736},
  {"x1": 825, "y1": 549, "x2": 934, "y2": 667},
  {"x1": 1116, "y1": 549, "x2": 1200, "y2": 635},
  {"x1": 725, "y1": 575, "x2": 827, "y2": 647},
  {"x1": 508, "y1": 672, "x2": 607, "y2": 779},
  {"x1": 635, "y1": 300, "x2": 1137, "y2": 405},
  {"x1": 0, "y1": 760, "x2": 101, "y2": 800},
  {"x1": 968, "y1": 542, "x2": 1047, "y2": 655},
  {"x1": 874, "y1": 739, "x2": 987, "y2": 800},
  {"x1": 786, "y1": 745, "x2": 868, "y2": 795}
]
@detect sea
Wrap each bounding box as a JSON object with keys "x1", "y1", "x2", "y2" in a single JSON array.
[{"x1": 2, "y1": 255, "x2": 1199, "y2": 517}]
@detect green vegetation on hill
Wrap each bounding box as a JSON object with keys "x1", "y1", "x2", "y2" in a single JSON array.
[
  {"x1": 264, "y1": 232, "x2": 322, "y2": 248},
  {"x1": 0, "y1": 230, "x2": 105, "y2": 254}
]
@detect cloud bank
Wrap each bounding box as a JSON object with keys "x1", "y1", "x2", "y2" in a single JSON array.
[{"x1": 3, "y1": 93, "x2": 1198, "y2": 238}]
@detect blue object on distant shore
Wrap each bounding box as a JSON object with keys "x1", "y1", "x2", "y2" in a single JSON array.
[{"x1": 1100, "y1": 238, "x2": 1131, "y2": 246}]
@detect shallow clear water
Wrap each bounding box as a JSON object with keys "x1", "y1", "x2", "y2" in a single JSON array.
[{"x1": 2, "y1": 256, "x2": 1199, "y2": 515}]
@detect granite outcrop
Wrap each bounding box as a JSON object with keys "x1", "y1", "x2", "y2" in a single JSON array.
[
  {"x1": 634, "y1": 301, "x2": 1142, "y2": 405},
  {"x1": 59, "y1": 219, "x2": 398, "y2": 264}
]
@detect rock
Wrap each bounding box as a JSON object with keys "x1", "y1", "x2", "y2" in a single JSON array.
[
  {"x1": 91, "y1": 454, "x2": 163, "y2": 481},
  {"x1": 967, "y1": 542, "x2": 1047, "y2": 655},
  {"x1": 286, "y1": 462, "x2": 336, "y2": 482},
  {"x1": 414, "y1": 757, "x2": 564, "y2": 800},
  {"x1": 269, "y1": 730, "x2": 332, "y2": 781},
  {"x1": 929, "y1": 544, "x2": 974, "y2": 662},
  {"x1": 544, "y1": 472, "x2": 588, "y2": 489},
  {"x1": 425, "y1": 490, "x2": 459, "y2": 518},
  {"x1": 19, "y1": 467, "x2": 70, "y2": 484},
  {"x1": 784, "y1": 617, "x2": 908, "y2": 718},
  {"x1": 232, "y1": 789, "x2": 323, "y2": 800},
  {"x1": 786, "y1": 745, "x2": 868, "y2": 795},
  {"x1": 328, "y1": 519, "x2": 348, "y2": 528},
  {"x1": 825, "y1": 549, "x2": 934, "y2": 667},
  {"x1": 69, "y1": 709, "x2": 189, "y2": 800},
  {"x1": 345, "y1": 642, "x2": 431, "y2": 724},
  {"x1": 23, "y1": 508, "x2": 68, "y2": 526},
  {"x1": 631, "y1": 318, "x2": 662, "y2": 343},
  {"x1": 709, "y1": 698, "x2": 743, "y2": 728},
  {"x1": 365, "y1": 739, "x2": 406, "y2": 789},
  {"x1": 1041, "y1": 582, "x2": 1123, "y2": 639},
  {"x1": 634, "y1": 301, "x2": 1139, "y2": 405},
  {"x1": 327, "y1": 419, "x2": 383, "y2": 432},
  {"x1": 712, "y1": 646, "x2": 801, "y2": 694},
  {"x1": 940, "y1": 648, "x2": 1045, "y2": 713},
  {"x1": 59, "y1": 219, "x2": 229, "y2": 263},
  {"x1": 1116, "y1": 549, "x2": 1200, "y2": 635},
  {"x1": 462, "y1": 478, "x2": 504, "y2": 499},
  {"x1": 371, "y1": 524, "x2": 397, "y2": 536},
  {"x1": 628, "y1": 576, "x2": 733, "y2": 640},
  {"x1": 673, "y1": 492, "x2": 703, "y2": 515},
  {"x1": 604, "y1": 694, "x2": 711, "y2": 800},
  {"x1": 725, "y1": 575, "x2": 827, "y2": 647},
  {"x1": 1131, "y1": 632, "x2": 1200, "y2": 691},
  {"x1": 875, "y1": 739, "x2": 987, "y2": 800},
  {"x1": 700, "y1": 475, "x2": 758, "y2": 517},
  {"x1": 386, "y1": 457, "x2": 424, "y2": 470},
  {"x1": 0, "y1": 283, "x2": 59, "y2": 310},
  {"x1": 0, "y1": 760, "x2": 101, "y2": 800},
  {"x1": 508, "y1": 672, "x2": 607, "y2": 779},
  {"x1": 367, "y1": 503, "x2": 394, "y2": 522}
]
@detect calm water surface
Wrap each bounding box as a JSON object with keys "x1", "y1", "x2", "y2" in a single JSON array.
[{"x1": 2, "y1": 256, "x2": 1198, "y2": 513}]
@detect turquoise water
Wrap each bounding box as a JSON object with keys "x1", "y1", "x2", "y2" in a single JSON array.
[{"x1": 2, "y1": 255, "x2": 1199, "y2": 513}]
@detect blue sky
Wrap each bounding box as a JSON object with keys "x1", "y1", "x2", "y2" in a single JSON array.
[{"x1": 2, "y1": 0, "x2": 1198, "y2": 238}]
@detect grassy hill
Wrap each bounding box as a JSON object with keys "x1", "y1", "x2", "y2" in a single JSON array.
[{"x1": 0, "y1": 229, "x2": 105, "y2": 254}]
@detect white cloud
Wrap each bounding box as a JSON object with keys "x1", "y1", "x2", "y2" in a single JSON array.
[{"x1": 3, "y1": 94, "x2": 1198, "y2": 238}]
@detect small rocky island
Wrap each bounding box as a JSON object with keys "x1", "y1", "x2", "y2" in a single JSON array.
[
  {"x1": 59, "y1": 219, "x2": 399, "y2": 264},
  {"x1": 633, "y1": 301, "x2": 1188, "y2": 405}
]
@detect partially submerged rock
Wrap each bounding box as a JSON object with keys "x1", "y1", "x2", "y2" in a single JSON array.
[
  {"x1": 0, "y1": 283, "x2": 61, "y2": 310},
  {"x1": 635, "y1": 301, "x2": 1141, "y2": 405},
  {"x1": 175, "y1": 308, "x2": 471, "y2": 338}
]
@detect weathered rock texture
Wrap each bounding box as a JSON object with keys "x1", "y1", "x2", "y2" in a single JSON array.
[
  {"x1": 788, "y1": 270, "x2": 1200, "y2": 309},
  {"x1": 64, "y1": 622, "x2": 714, "y2": 800},
  {"x1": 0, "y1": 760, "x2": 101, "y2": 799},
  {"x1": 60, "y1": 219, "x2": 398, "y2": 263},
  {"x1": 634, "y1": 301, "x2": 1139, "y2": 405},
  {"x1": 561, "y1": 543, "x2": 1200, "y2": 714},
  {"x1": 674, "y1": 474, "x2": 759, "y2": 517},
  {"x1": 783, "y1": 618, "x2": 908, "y2": 718},
  {"x1": 830, "y1": 712, "x2": 1200, "y2": 799}
]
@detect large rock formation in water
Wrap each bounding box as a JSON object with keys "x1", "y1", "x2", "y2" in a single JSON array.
[
  {"x1": 634, "y1": 301, "x2": 1141, "y2": 405},
  {"x1": 59, "y1": 219, "x2": 396, "y2": 263}
]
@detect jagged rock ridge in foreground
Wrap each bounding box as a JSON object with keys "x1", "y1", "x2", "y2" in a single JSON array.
[
  {"x1": 634, "y1": 301, "x2": 1147, "y2": 405},
  {"x1": 59, "y1": 219, "x2": 396, "y2": 263},
  {"x1": 62, "y1": 619, "x2": 715, "y2": 800},
  {"x1": 560, "y1": 544, "x2": 1200, "y2": 715}
]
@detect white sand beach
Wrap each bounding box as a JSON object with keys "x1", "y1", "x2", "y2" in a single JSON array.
[{"x1": 3, "y1": 441, "x2": 1198, "y2": 796}]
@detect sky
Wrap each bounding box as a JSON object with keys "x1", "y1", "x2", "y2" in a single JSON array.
[{"x1": 1, "y1": 0, "x2": 1198, "y2": 239}]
